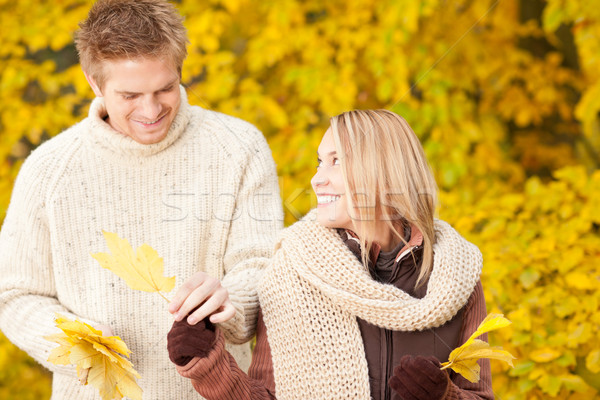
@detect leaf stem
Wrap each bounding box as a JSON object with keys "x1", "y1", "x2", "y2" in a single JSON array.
[{"x1": 158, "y1": 292, "x2": 171, "y2": 303}]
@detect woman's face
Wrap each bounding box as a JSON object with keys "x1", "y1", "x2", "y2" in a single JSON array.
[{"x1": 311, "y1": 129, "x2": 354, "y2": 231}]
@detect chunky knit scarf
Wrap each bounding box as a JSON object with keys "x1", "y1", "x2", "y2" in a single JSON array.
[{"x1": 259, "y1": 210, "x2": 482, "y2": 400}]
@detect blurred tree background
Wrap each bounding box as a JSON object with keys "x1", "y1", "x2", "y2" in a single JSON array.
[{"x1": 1, "y1": 0, "x2": 599, "y2": 398}]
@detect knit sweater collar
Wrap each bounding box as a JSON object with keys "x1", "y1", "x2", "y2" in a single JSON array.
[{"x1": 85, "y1": 85, "x2": 192, "y2": 159}]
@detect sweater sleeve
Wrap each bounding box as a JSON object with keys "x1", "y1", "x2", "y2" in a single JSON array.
[
  {"x1": 218, "y1": 131, "x2": 283, "y2": 343},
  {"x1": 0, "y1": 153, "x2": 97, "y2": 376},
  {"x1": 446, "y1": 280, "x2": 495, "y2": 400},
  {"x1": 177, "y1": 309, "x2": 276, "y2": 399}
]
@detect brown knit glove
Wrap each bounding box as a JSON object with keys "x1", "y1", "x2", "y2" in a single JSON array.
[
  {"x1": 389, "y1": 355, "x2": 450, "y2": 400},
  {"x1": 167, "y1": 316, "x2": 217, "y2": 367}
]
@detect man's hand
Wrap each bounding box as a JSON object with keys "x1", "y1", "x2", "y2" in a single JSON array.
[
  {"x1": 95, "y1": 324, "x2": 114, "y2": 337},
  {"x1": 168, "y1": 272, "x2": 236, "y2": 325},
  {"x1": 388, "y1": 355, "x2": 450, "y2": 400}
]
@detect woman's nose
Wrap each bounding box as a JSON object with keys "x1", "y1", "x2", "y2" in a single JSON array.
[{"x1": 311, "y1": 169, "x2": 328, "y2": 187}]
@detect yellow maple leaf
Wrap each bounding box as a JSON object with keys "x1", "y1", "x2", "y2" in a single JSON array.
[
  {"x1": 45, "y1": 314, "x2": 142, "y2": 400},
  {"x1": 440, "y1": 313, "x2": 515, "y2": 383},
  {"x1": 91, "y1": 231, "x2": 175, "y2": 302},
  {"x1": 70, "y1": 342, "x2": 142, "y2": 400},
  {"x1": 46, "y1": 333, "x2": 73, "y2": 366}
]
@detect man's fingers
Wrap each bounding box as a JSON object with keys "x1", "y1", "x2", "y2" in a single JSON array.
[
  {"x1": 95, "y1": 324, "x2": 114, "y2": 337},
  {"x1": 171, "y1": 274, "x2": 220, "y2": 320},
  {"x1": 168, "y1": 298, "x2": 181, "y2": 314},
  {"x1": 187, "y1": 289, "x2": 229, "y2": 325},
  {"x1": 175, "y1": 283, "x2": 215, "y2": 321},
  {"x1": 209, "y1": 302, "x2": 236, "y2": 324},
  {"x1": 169, "y1": 272, "x2": 209, "y2": 313},
  {"x1": 169, "y1": 283, "x2": 195, "y2": 314},
  {"x1": 168, "y1": 272, "x2": 232, "y2": 325}
]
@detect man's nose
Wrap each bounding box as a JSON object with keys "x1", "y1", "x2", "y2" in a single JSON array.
[{"x1": 141, "y1": 96, "x2": 161, "y2": 120}]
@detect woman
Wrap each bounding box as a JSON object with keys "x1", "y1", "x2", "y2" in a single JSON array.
[{"x1": 167, "y1": 110, "x2": 494, "y2": 400}]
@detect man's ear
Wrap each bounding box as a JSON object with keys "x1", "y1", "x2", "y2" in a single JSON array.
[{"x1": 84, "y1": 71, "x2": 103, "y2": 97}]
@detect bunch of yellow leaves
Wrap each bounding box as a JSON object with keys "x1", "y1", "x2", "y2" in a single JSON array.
[
  {"x1": 46, "y1": 232, "x2": 176, "y2": 398},
  {"x1": 45, "y1": 314, "x2": 142, "y2": 400},
  {"x1": 441, "y1": 313, "x2": 516, "y2": 383}
]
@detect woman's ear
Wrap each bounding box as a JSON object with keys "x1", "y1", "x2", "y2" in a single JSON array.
[{"x1": 84, "y1": 71, "x2": 103, "y2": 97}]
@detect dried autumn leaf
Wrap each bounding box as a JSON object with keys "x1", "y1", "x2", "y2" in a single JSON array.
[
  {"x1": 91, "y1": 231, "x2": 175, "y2": 301},
  {"x1": 45, "y1": 314, "x2": 142, "y2": 400},
  {"x1": 440, "y1": 313, "x2": 515, "y2": 383},
  {"x1": 78, "y1": 366, "x2": 90, "y2": 385},
  {"x1": 70, "y1": 341, "x2": 142, "y2": 400},
  {"x1": 46, "y1": 333, "x2": 73, "y2": 366}
]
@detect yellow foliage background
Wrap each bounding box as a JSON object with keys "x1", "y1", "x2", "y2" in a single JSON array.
[{"x1": 1, "y1": 0, "x2": 599, "y2": 398}]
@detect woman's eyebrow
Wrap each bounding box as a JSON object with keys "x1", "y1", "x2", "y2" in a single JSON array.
[{"x1": 317, "y1": 150, "x2": 337, "y2": 157}]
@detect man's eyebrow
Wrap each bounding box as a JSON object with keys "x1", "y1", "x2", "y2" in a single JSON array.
[
  {"x1": 160, "y1": 79, "x2": 179, "y2": 90},
  {"x1": 115, "y1": 90, "x2": 139, "y2": 96},
  {"x1": 115, "y1": 80, "x2": 179, "y2": 95}
]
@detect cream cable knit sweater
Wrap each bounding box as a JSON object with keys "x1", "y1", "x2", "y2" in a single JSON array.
[
  {"x1": 259, "y1": 211, "x2": 482, "y2": 400},
  {"x1": 0, "y1": 87, "x2": 283, "y2": 400}
]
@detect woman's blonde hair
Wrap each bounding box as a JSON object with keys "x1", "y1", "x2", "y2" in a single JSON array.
[{"x1": 330, "y1": 109, "x2": 438, "y2": 287}]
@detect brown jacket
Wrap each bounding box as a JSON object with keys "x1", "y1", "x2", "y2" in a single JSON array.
[
  {"x1": 176, "y1": 230, "x2": 494, "y2": 400},
  {"x1": 343, "y1": 229, "x2": 492, "y2": 400}
]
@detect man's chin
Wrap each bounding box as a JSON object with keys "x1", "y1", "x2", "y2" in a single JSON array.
[{"x1": 130, "y1": 130, "x2": 169, "y2": 145}]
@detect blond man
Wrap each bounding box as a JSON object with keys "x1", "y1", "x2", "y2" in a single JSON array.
[{"x1": 0, "y1": 0, "x2": 282, "y2": 398}]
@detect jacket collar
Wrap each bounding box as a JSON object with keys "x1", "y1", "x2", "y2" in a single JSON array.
[{"x1": 340, "y1": 224, "x2": 424, "y2": 265}]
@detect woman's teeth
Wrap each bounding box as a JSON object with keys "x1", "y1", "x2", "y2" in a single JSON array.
[{"x1": 317, "y1": 195, "x2": 340, "y2": 204}]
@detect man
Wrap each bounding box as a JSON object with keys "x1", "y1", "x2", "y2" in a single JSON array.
[{"x1": 0, "y1": 0, "x2": 282, "y2": 398}]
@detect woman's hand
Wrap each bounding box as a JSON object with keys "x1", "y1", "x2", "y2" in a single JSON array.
[
  {"x1": 168, "y1": 271, "x2": 236, "y2": 325},
  {"x1": 167, "y1": 315, "x2": 217, "y2": 366},
  {"x1": 388, "y1": 355, "x2": 450, "y2": 400}
]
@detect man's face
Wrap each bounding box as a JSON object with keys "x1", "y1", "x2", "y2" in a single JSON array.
[{"x1": 87, "y1": 58, "x2": 181, "y2": 145}]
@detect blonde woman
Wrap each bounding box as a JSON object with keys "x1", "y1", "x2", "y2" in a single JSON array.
[{"x1": 167, "y1": 110, "x2": 494, "y2": 400}]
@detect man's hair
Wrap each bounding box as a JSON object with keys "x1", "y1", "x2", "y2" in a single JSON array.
[
  {"x1": 75, "y1": 0, "x2": 189, "y2": 88},
  {"x1": 329, "y1": 109, "x2": 438, "y2": 288}
]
